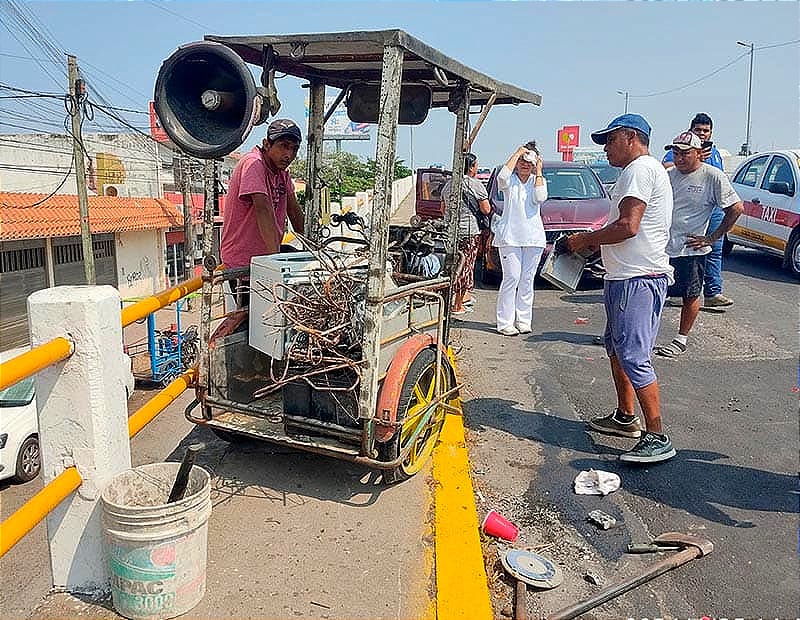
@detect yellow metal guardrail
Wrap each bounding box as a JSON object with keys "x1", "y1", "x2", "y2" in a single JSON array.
[
  {"x1": 0, "y1": 337, "x2": 74, "y2": 392},
  {"x1": 0, "y1": 467, "x2": 82, "y2": 557},
  {"x1": 0, "y1": 367, "x2": 197, "y2": 558},
  {"x1": 121, "y1": 275, "x2": 202, "y2": 327},
  {"x1": 0, "y1": 277, "x2": 201, "y2": 558}
]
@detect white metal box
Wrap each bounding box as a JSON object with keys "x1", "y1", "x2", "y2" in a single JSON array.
[
  {"x1": 539, "y1": 247, "x2": 587, "y2": 294},
  {"x1": 248, "y1": 252, "x2": 320, "y2": 358}
]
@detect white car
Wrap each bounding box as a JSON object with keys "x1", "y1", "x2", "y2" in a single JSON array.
[
  {"x1": 0, "y1": 347, "x2": 135, "y2": 484},
  {"x1": 727, "y1": 149, "x2": 800, "y2": 278},
  {"x1": 0, "y1": 347, "x2": 40, "y2": 483}
]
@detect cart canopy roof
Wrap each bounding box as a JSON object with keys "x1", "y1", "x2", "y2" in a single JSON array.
[{"x1": 206, "y1": 29, "x2": 541, "y2": 108}]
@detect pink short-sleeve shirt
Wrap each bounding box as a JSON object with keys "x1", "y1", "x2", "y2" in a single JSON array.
[{"x1": 220, "y1": 146, "x2": 291, "y2": 270}]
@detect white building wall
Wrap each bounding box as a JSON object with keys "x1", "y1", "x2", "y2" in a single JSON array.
[
  {"x1": 115, "y1": 229, "x2": 167, "y2": 299},
  {"x1": 0, "y1": 133, "x2": 164, "y2": 197}
]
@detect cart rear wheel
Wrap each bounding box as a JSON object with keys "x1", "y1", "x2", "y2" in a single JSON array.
[{"x1": 380, "y1": 348, "x2": 453, "y2": 484}]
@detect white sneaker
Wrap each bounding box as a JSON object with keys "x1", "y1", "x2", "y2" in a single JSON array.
[
  {"x1": 515, "y1": 322, "x2": 532, "y2": 334},
  {"x1": 497, "y1": 325, "x2": 519, "y2": 336}
]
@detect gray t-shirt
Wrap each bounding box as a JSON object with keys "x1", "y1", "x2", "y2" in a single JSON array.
[
  {"x1": 666, "y1": 163, "x2": 740, "y2": 257},
  {"x1": 442, "y1": 175, "x2": 489, "y2": 237}
]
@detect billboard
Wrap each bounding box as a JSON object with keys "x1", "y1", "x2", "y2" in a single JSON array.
[
  {"x1": 557, "y1": 125, "x2": 580, "y2": 151},
  {"x1": 149, "y1": 101, "x2": 170, "y2": 143},
  {"x1": 305, "y1": 95, "x2": 371, "y2": 141}
]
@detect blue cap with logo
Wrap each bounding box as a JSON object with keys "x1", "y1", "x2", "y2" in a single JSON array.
[{"x1": 591, "y1": 114, "x2": 652, "y2": 145}]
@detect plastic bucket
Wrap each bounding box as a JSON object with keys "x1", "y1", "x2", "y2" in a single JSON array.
[{"x1": 101, "y1": 462, "x2": 211, "y2": 620}]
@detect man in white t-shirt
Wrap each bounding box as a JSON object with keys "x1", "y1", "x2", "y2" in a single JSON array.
[
  {"x1": 654, "y1": 131, "x2": 743, "y2": 358},
  {"x1": 566, "y1": 114, "x2": 676, "y2": 464}
]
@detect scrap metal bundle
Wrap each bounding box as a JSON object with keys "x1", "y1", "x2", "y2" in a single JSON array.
[{"x1": 251, "y1": 233, "x2": 369, "y2": 400}]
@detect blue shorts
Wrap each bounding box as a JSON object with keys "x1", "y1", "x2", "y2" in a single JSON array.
[{"x1": 603, "y1": 276, "x2": 668, "y2": 389}]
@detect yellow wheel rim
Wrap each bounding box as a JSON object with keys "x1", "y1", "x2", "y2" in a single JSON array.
[{"x1": 397, "y1": 362, "x2": 450, "y2": 477}]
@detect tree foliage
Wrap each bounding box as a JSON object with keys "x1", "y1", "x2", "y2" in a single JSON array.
[{"x1": 289, "y1": 150, "x2": 412, "y2": 202}]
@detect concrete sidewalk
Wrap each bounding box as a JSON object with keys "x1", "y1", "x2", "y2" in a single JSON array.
[
  {"x1": 21, "y1": 386, "x2": 435, "y2": 619},
  {"x1": 9, "y1": 357, "x2": 490, "y2": 620}
]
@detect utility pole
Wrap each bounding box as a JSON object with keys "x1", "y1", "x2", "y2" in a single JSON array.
[
  {"x1": 410, "y1": 126, "x2": 414, "y2": 170},
  {"x1": 617, "y1": 90, "x2": 629, "y2": 114},
  {"x1": 737, "y1": 40, "x2": 755, "y2": 156},
  {"x1": 67, "y1": 54, "x2": 95, "y2": 284},
  {"x1": 180, "y1": 156, "x2": 194, "y2": 283}
]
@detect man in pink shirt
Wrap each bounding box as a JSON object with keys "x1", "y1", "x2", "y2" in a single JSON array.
[{"x1": 221, "y1": 118, "x2": 305, "y2": 305}]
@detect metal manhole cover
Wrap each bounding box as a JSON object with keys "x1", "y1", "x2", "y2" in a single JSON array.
[{"x1": 501, "y1": 548, "x2": 563, "y2": 589}]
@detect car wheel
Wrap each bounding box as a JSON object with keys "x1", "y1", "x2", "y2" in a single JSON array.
[
  {"x1": 14, "y1": 435, "x2": 41, "y2": 483},
  {"x1": 785, "y1": 229, "x2": 800, "y2": 279},
  {"x1": 721, "y1": 234, "x2": 734, "y2": 257}
]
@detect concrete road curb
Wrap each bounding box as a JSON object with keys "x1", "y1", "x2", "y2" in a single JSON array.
[{"x1": 433, "y1": 409, "x2": 493, "y2": 619}]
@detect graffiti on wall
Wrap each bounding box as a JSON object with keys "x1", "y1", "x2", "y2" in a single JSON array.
[{"x1": 125, "y1": 256, "x2": 152, "y2": 287}]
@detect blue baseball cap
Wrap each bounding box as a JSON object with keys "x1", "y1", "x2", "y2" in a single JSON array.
[{"x1": 591, "y1": 114, "x2": 652, "y2": 145}]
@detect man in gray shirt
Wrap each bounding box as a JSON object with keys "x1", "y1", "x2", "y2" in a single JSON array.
[{"x1": 655, "y1": 131, "x2": 743, "y2": 358}]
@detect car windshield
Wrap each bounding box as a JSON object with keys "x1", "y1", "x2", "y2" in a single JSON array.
[
  {"x1": 0, "y1": 376, "x2": 34, "y2": 407},
  {"x1": 419, "y1": 170, "x2": 450, "y2": 201},
  {"x1": 591, "y1": 165, "x2": 620, "y2": 184},
  {"x1": 543, "y1": 167, "x2": 604, "y2": 199}
]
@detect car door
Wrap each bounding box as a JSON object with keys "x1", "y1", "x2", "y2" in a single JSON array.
[
  {"x1": 748, "y1": 154, "x2": 798, "y2": 254},
  {"x1": 730, "y1": 154, "x2": 771, "y2": 246}
]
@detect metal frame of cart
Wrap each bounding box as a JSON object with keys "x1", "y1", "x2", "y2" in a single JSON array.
[{"x1": 159, "y1": 29, "x2": 541, "y2": 481}]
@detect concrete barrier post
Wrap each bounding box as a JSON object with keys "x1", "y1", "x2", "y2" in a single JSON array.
[{"x1": 28, "y1": 285, "x2": 132, "y2": 593}]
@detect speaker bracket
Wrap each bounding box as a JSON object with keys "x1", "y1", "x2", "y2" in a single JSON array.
[
  {"x1": 259, "y1": 45, "x2": 278, "y2": 84},
  {"x1": 258, "y1": 45, "x2": 282, "y2": 120}
]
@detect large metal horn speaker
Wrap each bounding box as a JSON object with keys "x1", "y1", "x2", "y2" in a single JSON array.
[{"x1": 154, "y1": 41, "x2": 262, "y2": 159}]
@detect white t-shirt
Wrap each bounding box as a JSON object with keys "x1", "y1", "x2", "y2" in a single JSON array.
[
  {"x1": 601, "y1": 154, "x2": 674, "y2": 283},
  {"x1": 666, "y1": 163, "x2": 740, "y2": 257},
  {"x1": 491, "y1": 166, "x2": 548, "y2": 248}
]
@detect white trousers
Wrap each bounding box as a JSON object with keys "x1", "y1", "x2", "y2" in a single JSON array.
[{"x1": 496, "y1": 246, "x2": 544, "y2": 330}]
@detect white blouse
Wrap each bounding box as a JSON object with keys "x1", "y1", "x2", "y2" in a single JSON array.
[{"x1": 492, "y1": 165, "x2": 548, "y2": 248}]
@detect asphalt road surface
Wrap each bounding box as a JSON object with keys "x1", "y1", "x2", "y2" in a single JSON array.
[
  {"x1": 456, "y1": 247, "x2": 797, "y2": 619},
  {"x1": 1, "y1": 247, "x2": 795, "y2": 619}
]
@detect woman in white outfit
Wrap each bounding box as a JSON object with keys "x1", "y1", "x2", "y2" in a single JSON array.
[{"x1": 493, "y1": 142, "x2": 547, "y2": 336}]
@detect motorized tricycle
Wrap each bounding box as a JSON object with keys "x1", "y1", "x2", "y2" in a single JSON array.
[{"x1": 154, "y1": 29, "x2": 540, "y2": 481}]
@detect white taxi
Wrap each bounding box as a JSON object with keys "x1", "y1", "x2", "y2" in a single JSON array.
[
  {"x1": 1, "y1": 347, "x2": 135, "y2": 484},
  {"x1": 0, "y1": 347, "x2": 40, "y2": 483},
  {"x1": 726, "y1": 149, "x2": 800, "y2": 278}
]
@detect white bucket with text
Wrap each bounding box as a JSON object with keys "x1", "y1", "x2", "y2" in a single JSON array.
[{"x1": 101, "y1": 462, "x2": 211, "y2": 620}]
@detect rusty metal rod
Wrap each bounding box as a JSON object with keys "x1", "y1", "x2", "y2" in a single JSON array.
[
  {"x1": 515, "y1": 579, "x2": 528, "y2": 620},
  {"x1": 547, "y1": 546, "x2": 706, "y2": 620}
]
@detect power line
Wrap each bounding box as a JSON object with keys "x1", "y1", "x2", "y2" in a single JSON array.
[
  {"x1": 626, "y1": 38, "x2": 800, "y2": 100},
  {"x1": 145, "y1": 0, "x2": 211, "y2": 31},
  {"x1": 756, "y1": 38, "x2": 800, "y2": 51},
  {"x1": 628, "y1": 51, "x2": 749, "y2": 99},
  {"x1": 0, "y1": 83, "x2": 62, "y2": 97},
  {"x1": 0, "y1": 158, "x2": 73, "y2": 208}
]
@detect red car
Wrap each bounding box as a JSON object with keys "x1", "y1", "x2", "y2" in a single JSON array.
[
  {"x1": 478, "y1": 162, "x2": 611, "y2": 285},
  {"x1": 415, "y1": 167, "x2": 452, "y2": 221}
]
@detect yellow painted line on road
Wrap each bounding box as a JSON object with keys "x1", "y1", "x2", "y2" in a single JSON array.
[{"x1": 434, "y1": 406, "x2": 493, "y2": 619}]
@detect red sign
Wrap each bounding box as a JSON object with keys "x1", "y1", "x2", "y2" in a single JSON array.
[
  {"x1": 149, "y1": 101, "x2": 170, "y2": 143},
  {"x1": 557, "y1": 125, "x2": 580, "y2": 151}
]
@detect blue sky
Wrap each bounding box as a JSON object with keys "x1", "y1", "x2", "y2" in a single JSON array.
[{"x1": 1, "y1": 1, "x2": 798, "y2": 170}]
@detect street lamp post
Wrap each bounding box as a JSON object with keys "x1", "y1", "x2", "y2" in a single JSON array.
[
  {"x1": 737, "y1": 40, "x2": 755, "y2": 156},
  {"x1": 616, "y1": 90, "x2": 629, "y2": 114}
]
